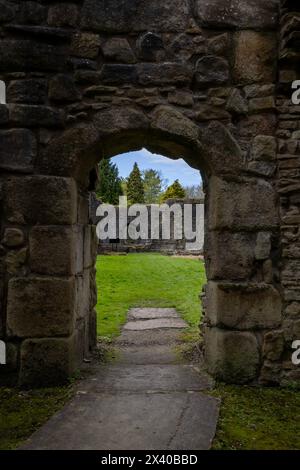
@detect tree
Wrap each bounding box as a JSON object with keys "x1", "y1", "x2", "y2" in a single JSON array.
[
  {"x1": 142, "y1": 169, "x2": 166, "y2": 204},
  {"x1": 96, "y1": 158, "x2": 123, "y2": 205},
  {"x1": 160, "y1": 179, "x2": 186, "y2": 202},
  {"x1": 127, "y1": 162, "x2": 145, "y2": 204},
  {"x1": 184, "y1": 184, "x2": 205, "y2": 200}
]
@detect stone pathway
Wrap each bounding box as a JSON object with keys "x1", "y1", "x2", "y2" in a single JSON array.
[{"x1": 22, "y1": 308, "x2": 220, "y2": 450}]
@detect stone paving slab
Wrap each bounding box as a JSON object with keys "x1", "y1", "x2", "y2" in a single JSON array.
[
  {"x1": 128, "y1": 308, "x2": 179, "y2": 320},
  {"x1": 124, "y1": 318, "x2": 187, "y2": 330},
  {"x1": 81, "y1": 364, "x2": 214, "y2": 393},
  {"x1": 22, "y1": 391, "x2": 220, "y2": 450},
  {"x1": 116, "y1": 329, "x2": 185, "y2": 346},
  {"x1": 119, "y1": 345, "x2": 180, "y2": 365}
]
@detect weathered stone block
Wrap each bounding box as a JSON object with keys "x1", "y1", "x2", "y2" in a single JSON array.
[
  {"x1": 19, "y1": 335, "x2": 77, "y2": 387},
  {"x1": 9, "y1": 105, "x2": 65, "y2": 128},
  {"x1": 249, "y1": 96, "x2": 276, "y2": 113},
  {"x1": 263, "y1": 330, "x2": 284, "y2": 361},
  {"x1": 78, "y1": 193, "x2": 90, "y2": 224},
  {"x1": 238, "y1": 113, "x2": 277, "y2": 139},
  {"x1": 233, "y1": 32, "x2": 277, "y2": 84},
  {"x1": 5, "y1": 247, "x2": 27, "y2": 275},
  {"x1": 168, "y1": 90, "x2": 194, "y2": 107},
  {"x1": 151, "y1": 106, "x2": 199, "y2": 145},
  {"x1": 195, "y1": 104, "x2": 230, "y2": 122},
  {"x1": 200, "y1": 122, "x2": 243, "y2": 175},
  {"x1": 206, "y1": 282, "x2": 282, "y2": 330},
  {"x1": 136, "y1": 32, "x2": 164, "y2": 62},
  {"x1": 285, "y1": 302, "x2": 300, "y2": 319},
  {"x1": 208, "y1": 176, "x2": 278, "y2": 230},
  {"x1": 138, "y1": 63, "x2": 192, "y2": 86},
  {"x1": 226, "y1": 89, "x2": 248, "y2": 115},
  {"x1": 71, "y1": 33, "x2": 101, "y2": 59},
  {"x1": 204, "y1": 327, "x2": 260, "y2": 384},
  {"x1": 259, "y1": 360, "x2": 281, "y2": 385},
  {"x1": 102, "y1": 38, "x2": 136, "y2": 64},
  {"x1": 0, "y1": 129, "x2": 36, "y2": 172},
  {"x1": 2, "y1": 228, "x2": 24, "y2": 248},
  {"x1": 29, "y1": 225, "x2": 83, "y2": 276},
  {"x1": 195, "y1": 56, "x2": 229, "y2": 86},
  {"x1": 40, "y1": 126, "x2": 100, "y2": 179},
  {"x1": 5, "y1": 176, "x2": 77, "y2": 225},
  {"x1": 170, "y1": 33, "x2": 206, "y2": 62},
  {"x1": 7, "y1": 277, "x2": 75, "y2": 338},
  {"x1": 75, "y1": 269, "x2": 90, "y2": 320},
  {"x1": 81, "y1": 0, "x2": 191, "y2": 33},
  {"x1": 0, "y1": 105, "x2": 8, "y2": 124},
  {"x1": 7, "y1": 79, "x2": 47, "y2": 104},
  {"x1": 48, "y1": 3, "x2": 78, "y2": 28},
  {"x1": 208, "y1": 33, "x2": 229, "y2": 55},
  {"x1": 84, "y1": 225, "x2": 98, "y2": 269},
  {"x1": 100, "y1": 64, "x2": 138, "y2": 85},
  {"x1": 251, "y1": 135, "x2": 277, "y2": 161},
  {"x1": 206, "y1": 231, "x2": 256, "y2": 281},
  {"x1": 94, "y1": 107, "x2": 149, "y2": 135},
  {"x1": 255, "y1": 232, "x2": 272, "y2": 260},
  {"x1": 195, "y1": 0, "x2": 279, "y2": 30},
  {"x1": 0, "y1": 40, "x2": 67, "y2": 72},
  {"x1": 49, "y1": 75, "x2": 81, "y2": 103}
]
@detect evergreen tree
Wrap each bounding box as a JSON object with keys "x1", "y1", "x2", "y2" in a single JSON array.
[
  {"x1": 142, "y1": 169, "x2": 166, "y2": 204},
  {"x1": 184, "y1": 184, "x2": 205, "y2": 200},
  {"x1": 127, "y1": 162, "x2": 145, "y2": 204},
  {"x1": 96, "y1": 158, "x2": 123, "y2": 205},
  {"x1": 160, "y1": 179, "x2": 186, "y2": 202}
]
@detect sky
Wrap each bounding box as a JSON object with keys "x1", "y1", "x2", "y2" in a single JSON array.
[{"x1": 112, "y1": 149, "x2": 201, "y2": 187}]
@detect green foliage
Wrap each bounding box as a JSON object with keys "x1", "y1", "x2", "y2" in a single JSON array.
[
  {"x1": 126, "y1": 162, "x2": 145, "y2": 204},
  {"x1": 96, "y1": 159, "x2": 123, "y2": 205},
  {"x1": 96, "y1": 254, "x2": 205, "y2": 339},
  {"x1": 161, "y1": 179, "x2": 186, "y2": 202},
  {"x1": 184, "y1": 184, "x2": 204, "y2": 199},
  {"x1": 142, "y1": 169, "x2": 166, "y2": 204},
  {"x1": 120, "y1": 177, "x2": 127, "y2": 197}
]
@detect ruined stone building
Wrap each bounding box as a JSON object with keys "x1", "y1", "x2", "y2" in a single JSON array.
[{"x1": 0, "y1": 1, "x2": 299, "y2": 387}]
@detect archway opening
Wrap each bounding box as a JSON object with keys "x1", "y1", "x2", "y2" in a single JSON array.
[{"x1": 91, "y1": 149, "x2": 206, "y2": 355}]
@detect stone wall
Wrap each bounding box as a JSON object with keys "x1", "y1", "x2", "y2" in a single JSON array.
[
  {"x1": 0, "y1": 0, "x2": 298, "y2": 387},
  {"x1": 264, "y1": 0, "x2": 300, "y2": 386}
]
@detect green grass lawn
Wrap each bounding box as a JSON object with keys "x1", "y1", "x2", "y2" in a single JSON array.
[
  {"x1": 96, "y1": 253, "x2": 205, "y2": 339},
  {"x1": 212, "y1": 384, "x2": 300, "y2": 450}
]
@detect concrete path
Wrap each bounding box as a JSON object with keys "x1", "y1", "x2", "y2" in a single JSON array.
[{"x1": 22, "y1": 308, "x2": 220, "y2": 450}]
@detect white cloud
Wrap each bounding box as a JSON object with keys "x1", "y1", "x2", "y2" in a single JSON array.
[{"x1": 112, "y1": 149, "x2": 201, "y2": 186}]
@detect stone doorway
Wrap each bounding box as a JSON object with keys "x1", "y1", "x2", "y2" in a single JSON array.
[
  {"x1": 0, "y1": 0, "x2": 298, "y2": 387},
  {"x1": 0, "y1": 123, "x2": 280, "y2": 387}
]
